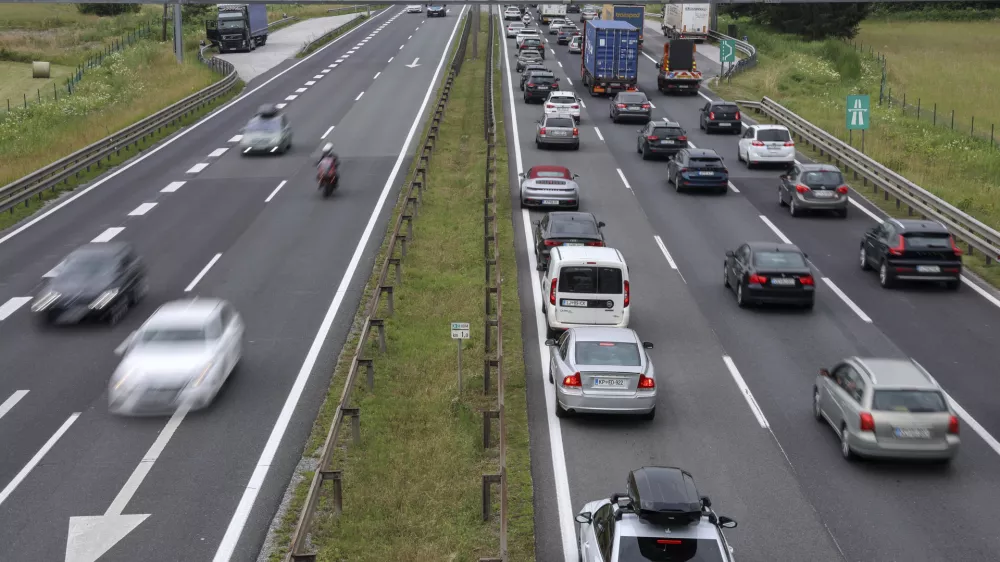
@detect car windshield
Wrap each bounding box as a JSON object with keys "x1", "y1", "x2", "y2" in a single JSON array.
[
  {"x1": 533, "y1": 169, "x2": 570, "y2": 178},
  {"x1": 575, "y1": 341, "x2": 641, "y2": 366},
  {"x1": 550, "y1": 216, "x2": 598, "y2": 235},
  {"x1": 558, "y1": 266, "x2": 623, "y2": 294},
  {"x1": 59, "y1": 254, "x2": 114, "y2": 278},
  {"x1": 138, "y1": 327, "x2": 207, "y2": 344},
  {"x1": 902, "y1": 232, "x2": 952, "y2": 249},
  {"x1": 617, "y1": 537, "x2": 726, "y2": 561},
  {"x1": 619, "y1": 93, "x2": 647, "y2": 103},
  {"x1": 218, "y1": 20, "x2": 244, "y2": 30},
  {"x1": 801, "y1": 171, "x2": 843, "y2": 187},
  {"x1": 688, "y1": 156, "x2": 724, "y2": 169},
  {"x1": 872, "y1": 390, "x2": 948, "y2": 413},
  {"x1": 545, "y1": 117, "x2": 574, "y2": 128},
  {"x1": 246, "y1": 117, "x2": 281, "y2": 133},
  {"x1": 757, "y1": 129, "x2": 791, "y2": 142},
  {"x1": 753, "y1": 251, "x2": 807, "y2": 268},
  {"x1": 653, "y1": 127, "x2": 684, "y2": 137}
]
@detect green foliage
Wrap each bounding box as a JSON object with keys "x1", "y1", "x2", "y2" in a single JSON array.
[
  {"x1": 182, "y1": 4, "x2": 212, "y2": 23},
  {"x1": 76, "y1": 4, "x2": 141, "y2": 17},
  {"x1": 749, "y1": 3, "x2": 872, "y2": 40}
]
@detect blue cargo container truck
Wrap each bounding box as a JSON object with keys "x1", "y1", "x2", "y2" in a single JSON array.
[
  {"x1": 580, "y1": 20, "x2": 640, "y2": 97},
  {"x1": 601, "y1": 5, "x2": 645, "y2": 45}
]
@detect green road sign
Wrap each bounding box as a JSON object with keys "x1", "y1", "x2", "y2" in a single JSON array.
[
  {"x1": 846, "y1": 94, "x2": 871, "y2": 131},
  {"x1": 719, "y1": 39, "x2": 736, "y2": 64}
]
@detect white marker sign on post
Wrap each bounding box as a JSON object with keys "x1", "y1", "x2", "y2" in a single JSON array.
[{"x1": 452, "y1": 322, "x2": 470, "y2": 393}]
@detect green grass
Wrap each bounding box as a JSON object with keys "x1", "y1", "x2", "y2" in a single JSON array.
[
  {"x1": 0, "y1": 60, "x2": 73, "y2": 109},
  {"x1": 263, "y1": 13, "x2": 535, "y2": 562},
  {"x1": 712, "y1": 16, "x2": 1000, "y2": 286}
]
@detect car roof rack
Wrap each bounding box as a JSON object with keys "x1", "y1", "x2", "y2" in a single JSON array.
[{"x1": 612, "y1": 467, "x2": 712, "y2": 527}]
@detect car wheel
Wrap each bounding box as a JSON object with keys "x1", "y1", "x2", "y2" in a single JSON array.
[
  {"x1": 549, "y1": 370, "x2": 554, "y2": 384},
  {"x1": 945, "y1": 279, "x2": 961, "y2": 291},
  {"x1": 746, "y1": 159, "x2": 754, "y2": 170},
  {"x1": 536, "y1": 139, "x2": 542, "y2": 149},
  {"x1": 108, "y1": 299, "x2": 128, "y2": 326},
  {"x1": 130, "y1": 277, "x2": 149, "y2": 305},
  {"x1": 723, "y1": 263, "x2": 730, "y2": 288},
  {"x1": 839, "y1": 207, "x2": 849, "y2": 219},
  {"x1": 640, "y1": 407, "x2": 655, "y2": 421},
  {"x1": 859, "y1": 246, "x2": 871, "y2": 270},
  {"x1": 555, "y1": 400, "x2": 569, "y2": 418},
  {"x1": 636, "y1": 139, "x2": 642, "y2": 154},
  {"x1": 641, "y1": 144, "x2": 650, "y2": 160},
  {"x1": 802, "y1": 298, "x2": 815, "y2": 310},
  {"x1": 840, "y1": 424, "x2": 856, "y2": 460},
  {"x1": 789, "y1": 197, "x2": 800, "y2": 217},
  {"x1": 737, "y1": 148, "x2": 743, "y2": 162},
  {"x1": 879, "y1": 260, "x2": 894, "y2": 288},
  {"x1": 812, "y1": 387, "x2": 823, "y2": 421},
  {"x1": 778, "y1": 188, "x2": 787, "y2": 207},
  {"x1": 736, "y1": 283, "x2": 748, "y2": 308}
]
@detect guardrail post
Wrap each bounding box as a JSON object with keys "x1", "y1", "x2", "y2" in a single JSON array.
[
  {"x1": 370, "y1": 319, "x2": 386, "y2": 353},
  {"x1": 342, "y1": 407, "x2": 361, "y2": 445},
  {"x1": 359, "y1": 358, "x2": 375, "y2": 390},
  {"x1": 396, "y1": 234, "x2": 408, "y2": 259},
  {"x1": 321, "y1": 469, "x2": 344, "y2": 516},
  {"x1": 380, "y1": 286, "x2": 394, "y2": 316},
  {"x1": 483, "y1": 409, "x2": 499, "y2": 448},
  {"x1": 389, "y1": 258, "x2": 402, "y2": 285},
  {"x1": 481, "y1": 473, "x2": 501, "y2": 521},
  {"x1": 483, "y1": 357, "x2": 498, "y2": 395}
]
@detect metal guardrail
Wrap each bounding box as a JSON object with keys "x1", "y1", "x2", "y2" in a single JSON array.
[
  {"x1": 479, "y1": 7, "x2": 507, "y2": 562},
  {"x1": 283, "y1": 10, "x2": 473, "y2": 562},
  {"x1": 707, "y1": 29, "x2": 756, "y2": 79},
  {"x1": 0, "y1": 57, "x2": 240, "y2": 217},
  {"x1": 739, "y1": 96, "x2": 1000, "y2": 265}
]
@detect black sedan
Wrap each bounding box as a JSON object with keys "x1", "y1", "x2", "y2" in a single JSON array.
[
  {"x1": 31, "y1": 242, "x2": 148, "y2": 325},
  {"x1": 610, "y1": 91, "x2": 652, "y2": 123},
  {"x1": 532, "y1": 212, "x2": 606, "y2": 270},
  {"x1": 724, "y1": 242, "x2": 815, "y2": 309},
  {"x1": 860, "y1": 219, "x2": 963, "y2": 290}
]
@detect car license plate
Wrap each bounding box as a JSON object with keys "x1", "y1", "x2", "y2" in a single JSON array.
[
  {"x1": 917, "y1": 265, "x2": 941, "y2": 273},
  {"x1": 894, "y1": 427, "x2": 931, "y2": 439},
  {"x1": 542, "y1": 199, "x2": 560, "y2": 205},
  {"x1": 551, "y1": 130, "x2": 566, "y2": 136},
  {"x1": 537, "y1": 86, "x2": 548, "y2": 90},
  {"x1": 594, "y1": 378, "x2": 628, "y2": 388},
  {"x1": 660, "y1": 140, "x2": 673, "y2": 145},
  {"x1": 718, "y1": 122, "x2": 731, "y2": 127},
  {"x1": 628, "y1": 105, "x2": 639, "y2": 110},
  {"x1": 561, "y1": 299, "x2": 587, "y2": 307},
  {"x1": 812, "y1": 190, "x2": 835, "y2": 198},
  {"x1": 564, "y1": 242, "x2": 583, "y2": 246},
  {"x1": 771, "y1": 278, "x2": 796, "y2": 286},
  {"x1": 698, "y1": 171, "x2": 714, "y2": 176}
]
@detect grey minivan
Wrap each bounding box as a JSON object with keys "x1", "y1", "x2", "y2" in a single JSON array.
[{"x1": 778, "y1": 163, "x2": 849, "y2": 218}]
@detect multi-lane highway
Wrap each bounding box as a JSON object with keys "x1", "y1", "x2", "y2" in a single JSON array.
[
  {"x1": 500, "y1": 8, "x2": 1000, "y2": 562},
  {"x1": 0, "y1": 5, "x2": 466, "y2": 561}
]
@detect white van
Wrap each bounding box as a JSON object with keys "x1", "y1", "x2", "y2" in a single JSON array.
[{"x1": 541, "y1": 247, "x2": 630, "y2": 338}]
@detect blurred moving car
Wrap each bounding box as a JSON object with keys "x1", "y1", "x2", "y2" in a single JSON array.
[
  {"x1": 519, "y1": 164, "x2": 580, "y2": 209},
  {"x1": 699, "y1": 100, "x2": 742, "y2": 134},
  {"x1": 239, "y1": 104, "x2": 292, "y2": 155},
  {"x1": 860, "y1": 219, "x2": 963, "y2": 290},
  {"x1": 108, "y1": 298, "x2": 244, "y2": 416},
  {"x1": 724, "y1": 242, "x2": 815, "y2": 309},
  {"x1": 31, "y1": 242, "x2": 147, "y2": 326},
  {"x1": 405, "y1": 4, "x2": 422, "y2": 13}
]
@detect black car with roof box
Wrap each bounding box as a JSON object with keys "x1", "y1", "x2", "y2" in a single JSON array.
[
  {"x1": 667, "y1": 148, "x2": 729, "y2": 193},
  {"x1": 533, "y1": 212, "x2": 606, "y2": 269},
  {"x1": 637, "y1": 119, "x2": 687, "y2": 160},
  {"x1": 860, "y1": 219, "x2": 963, "y2": 290},
  {"x1": 724, "y1": 242, "x2": 815, "y2": 308},
  {"x1": 700, "y1": 100, "x2": 742, "y2": 134},
  {"x1": 523, "y1": 71, "x2": 559, "y2": 102}
]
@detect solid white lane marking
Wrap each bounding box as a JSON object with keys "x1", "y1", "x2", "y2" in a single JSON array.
[
  {"x1": 321, "y1": 126, "x2": 335, "y2": 140},
  {"x1": 498, "y1": 9, "x2": 574, "y2": 560},
  {"x1": 388, "y1": 57, "x2": 394, "y2": 63},
  {"x1": 305, "y1": 81, "x2": 316, "y2": 86},
  {"x1": 648, "y1": 101, "x2": 656, "y2": 109},
  {"x1": 0, "y1": 8, "x2": 389, "y2": 248},
  {"x1": 355, "y1": 91, "x2": 365, "y2": 101},
  {"x1": 228, "y1": 135, "x2": 242, "y2": 143},
  {"x1": 758, "y1": 215, "x2": 792, "y2": 244},
  {"x1": 594, "y1": 127, "x2": 604, "y2": 142},
  {"x1": 208, "y1": 148, "x2": 228, "y2": 158},
  {"x1": 212, "y1": 8, "x2": 470, "y2": 560},
  {"x1": 285, "y1": 95, "x2": 298, "y2": 101},
  {"x1": 265, "y1": 181, "x2": 288, "y2": 203},
  {"x1": 698, "y1": 91, "x2": 713, "y2": 103},
  {"x1": 616, "y1": 168, "x2": 632, "y2": 191},
  {"x1": 0, "y1": 297, "x2": 32, "y2": 321},
  {"x1": 722, "y1": 356, "x2": 769, "y2": 428},
  {"x1": 821, "y1": 277, "x2": 873, "y2": 323},
  {"x1": 0, "y1": 413, "x2": 80, "y2": 507},
  {"x1": 275, "y1": 103, "x2": 287, "y2": 109},
  {"x1": 295, "y1": 88, "x2": 308, "y2": 93},
  {"x1": 128, "y1": 203, "x2": 157, "y2": 217},
  {"x1": 91, "y1": 227, "x2": 124, "y2": 243},
  {"x1": 728, "y1": 181, "x2": 740, "y2": 193},
  {"x1": 186, "y1": 163, "x2": 209, "y2": 174},
  {"x1": 161, "y1": 181, "x2": 185, "y2": 193},
  {"x1": 0, "y1": 390, "x2": 28, "y2": 420},
  {"x1": 653, "y1": 235, "x2": 683, "y2": 275},
  {"x1": 373, "y1": 72, "x2": 381, "y2": 80},
  {"x1": 185, "y1": 253, "x2": 222, "y2": 292}
]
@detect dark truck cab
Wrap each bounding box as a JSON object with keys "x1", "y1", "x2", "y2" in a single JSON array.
[
  {"x1": 206, "y1": 3, "x2": 269, "y2": 53},
  {"x1": 655, "y1": 39, "x2": 703, "y2": 95}
]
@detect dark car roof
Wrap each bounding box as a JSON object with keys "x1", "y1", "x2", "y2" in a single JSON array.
[
  {"x1": 710, "y1": 100, "x2": 738, "y2": 107},
  {"x1": 649, "y1": 118, "x2": 682, "y2": 128},
  {"x1": 685, "y1": 148, "x2": 720, "y2": 158},
  {"x1": 746, "y1": 241, "x2": 803, "y2": 253},
  {"x1": 798, "y1": 163, "x2": 840, "y2": 173},
  {"x1": 68, "y1": 241, "x2": 130, "y2": 258},
  {"x1": 891, "y1": 219, "x2": 949, "y2": 233}
]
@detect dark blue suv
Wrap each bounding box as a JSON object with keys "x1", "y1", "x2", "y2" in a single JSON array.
[
  {"x1": 427, "y1": 5, "x2": 445, "y2": 17},
  {"x1": 667, "y1": 148, "x2": 729, "y2": 194}
]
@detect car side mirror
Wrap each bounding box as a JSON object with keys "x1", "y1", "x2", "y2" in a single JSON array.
[
  {"x1": 545, "y1": 338, "x2": 557, "y2": 346},
  {"x1": 642, "y1": 341, "x2": 654, "y2": 349},
  {"x1": 725, "y1": 250, "x2": 734, "y2": 258},
  {"x1": 701, "y1": 495, "x2": 712, "y2": 508},
  {"x1": 819, "y1": 368, "x2": 831, "y2": 378},
  {"x1": 779, "y1": 174, "x2": 787, "y2": 180},
  {"x1": 114, "y1": 331, "x2": 137, "y2": 356},
  {"x1": 555, "y1": 77, "x2": 560, "y2": 81},
  {"x1": 575, "y1": 512, "x2": 592, "y2": 524},
  {"x1": 572, "y1": 174, "x2": 579, "y2": 179},
  {"x1": 597, "y1": 221, "x2": 606, "y2": 228},
  {"x1": 803, "y1": 253, "x2": 809, "y2": 259},
  {"x1": 718, "y1": 516, "x2": 737, "y2": 528}
]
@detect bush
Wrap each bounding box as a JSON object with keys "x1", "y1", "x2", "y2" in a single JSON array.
[{"x1": 76, "y1": 4, "x2": 142, "y2": 17}]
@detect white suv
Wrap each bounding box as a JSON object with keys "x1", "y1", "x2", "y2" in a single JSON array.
[
  {"x1": 544, "y1": 91, "x2": 582, "y2": 122},
  {"x1": 738, "y1": 124, "x2": 796, "y2": 168}
]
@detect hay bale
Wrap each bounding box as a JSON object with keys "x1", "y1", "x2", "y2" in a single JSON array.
[{"x1": 32, "y1": 61, "x2": 51, "y2": 79}]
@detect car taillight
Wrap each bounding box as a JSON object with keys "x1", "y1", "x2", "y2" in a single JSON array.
[
  {"x1": 552, "y1": 83, "x2": 559, "y2": 89},
  {"x1": 799, "y1": 275, "x2": 814, "y2": 286},
  {"x1": 623, "y1": 280, "x2": 630, "y2": 307},
  {"x1": 709, "y1": 111, "x2": 715, "y2": 120},
  {"x1": 949, "y1": 235, "x2": 964, "y2": 256},
  {"x1": 617, "y1": 103, "x2": 626, "y2": 108},
  {"x1": 859, "y1": 412, "x2": 875, "y2": 432},
  {"x1": 657, "y1": 539, "x2": 681, "y2": 545},
  {"x1": 677, "y1": 135, "x2": 687, "y2": 141},
  {"x1": 795, "y1": 184, "x2": 810, "y2": 193},
  {"x1": 948, "y1": 415, "x2": 960, "y2": 435},
  {"x1": 571, "y1": 104, "x2": 579, "y2": 109},
  {"x1": 888, "y1": 234, "x2": 905, "y2": 256},
  {"x1": 647, "y1": 135, "x2": 659, "y2": 141},
  {"x1": 679, "y1": 167, "x2": 689, "y2": 174},
  {"x1": 584, "y1": 241, "x2": 603, "y2": 247},
  {"x1": 748, "y1": 274, "x2": 768, "y2": 284},
  {"x1": 562, "y1": 372, "x2": 582, "y2": 387},
  {"x1": 550, "y1": 278, "x2": 557, "y2": 305},
  {"x1": 539, "y1": 127, "x2": 546, "y2": 135},
  {"x1": 751, "y1": 140, "x2": 764, "y2": 146},
  {"x1": 735, "y1": 111, "x2": 741, "y2": 120},
  {"x1": 546, "y1": 104, "x2": 555, "y2": 108},
  {"x1": 527, "y1": 83, "x2": 535, "y2": 87},
  {"x1": 784, "y1": 141, "x2": 795, "y2": 147},
  {"x1": 641, "y1": 103, "x2": 651, "y2": 109},
  {"x1": 836, "y1": 185, "x2": 849, "y2": 194},
  {"x1": 638, "y1": 374, "x2": 654, "y2": 389},
  {"x1": 572, "y1": 127, "x2": 579, "y2": 136},
  {"x1": 543, "y1": 239, "x2": 561, "y2": 247}
]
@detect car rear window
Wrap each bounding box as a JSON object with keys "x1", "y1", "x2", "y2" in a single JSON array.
[
  {"x1": 801, "y1": 171, "x2": 843, "y2": 188},
  {"x1": 551, "y1": 94, "x2": 577, "y2": 103},
  {"x1": 522, "y1": 38, "x2": 541, "y2": 46},
  {"x1": 534, "y1": 170, "x2": 570, "y2": 178},
  {"x1": 557, "y1": 266, "x2": 623, "y2": 294},
  {"x1": 550, "y1": 217, "x2": 599, "y2": 235},
  {"x1": 713, "y1": 104, "x2": 738, "y2": 114},
  {"x1": 902, "y1": 232, "x2": 952, "y2": 249},
  {"x1": 688, "y1": 157, "x2": 724, "y2": 168},
  {"x1": 546, "y1": 117, "x2": 575, "y2": 128},
  {"x1": 872, "y1": 390, "x2": 948, "y2": 413},
  {"x1": 617, "y1": 537, "x2": 726, "y2": 561},
  {"x1": 757, "y1": 129, "x2": 791, "y2": 142},
  {"x1": 753, "y1": 251, "x2": 807, "y2": 268},
  {"x1": 619, "y1": 93, "x2": 647, "y2": 103},
  {"x1": 575, "y1": 341, "x2": 641, "y2": 366},
  {"x1": 653, "y1": 127, "x2": 684, "y2": 137}
]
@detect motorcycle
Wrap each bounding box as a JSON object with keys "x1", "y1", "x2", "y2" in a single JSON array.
[{"x1": 317, "y1": 143, "x2": 339, "y2": 197}]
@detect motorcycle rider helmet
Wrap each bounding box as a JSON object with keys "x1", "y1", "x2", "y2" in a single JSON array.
[{"x1": 321, "y1": 142, "x2": 335, "y2": 156}]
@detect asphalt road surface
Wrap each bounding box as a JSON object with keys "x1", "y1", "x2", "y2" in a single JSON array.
[
  {"x1": 500, "y1": 8, "x2": 1000, "y2": 562},
  {"x1": 0, "y1": 6, "x2": 467, "y2": 561}
]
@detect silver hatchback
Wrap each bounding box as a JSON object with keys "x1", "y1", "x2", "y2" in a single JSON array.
[
  {"x1": 546, "y1": 326, "x2": 656, "y2": 419},
  {"x1": 536, "y1": 114, "x2": 579, "y2": 149},
  {"x1": 813, "y1": 357, "x2": 960, "y2": 462}
]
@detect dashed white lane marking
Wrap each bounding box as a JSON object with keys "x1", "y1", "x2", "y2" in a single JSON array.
[
  {"x1": 0, "y1": 298, "x2": 32, "y2": 322},
  {"x1": 228, "y1": 135, "x2": 242, "y2": 143},
  {"x1": 648, "y1": 101, "x2": 656, "y2": 109},
  {"x1": 388, "y1": 57, "x2": 394, "y2": 63},
  {"x1": 653, "y1": 235, "x2": 687, "y2": 284},
  {"x1": 161, "y1": 181, "x2": 185, "y2": 193},
  {"x1": 285, "y1": 95, "x2": 298, "y2": 101},
  {"x1": 243, "y1": 147, "x2": 252, "y2": 154},
  {"x1": 415, "y1": 26, "x2": 419, "y2": 30},
  {"x1": 565, "y1": 77, "x2": 572, "y2": 85},
  {"x1": 821, "y1": 278, "x2": 873, "y2": 324},
  {"x1": 0, "y1": 413, "x2": 80, "y2": 507},
  {"x1": 208, "y1": 148, "x2": 228, "y2": 157},
  {"x1": 187, "y1": 163, "x2": 209, "y2": 174},
  {"x1": 580, "y1": 100, "x2": 586, "y2": 108},
  {"x1": 269, "y1": 147, "x2": 278, "y2": 153},
  {"x1": 728, "y1": 181, "x2": 740, "y2": 193},
  {"x1": 275, "y1": 103, "x2": 287, "y2": 109},
  {"x1": 399, "y1": 44, "x2": 405, "y2": 50},
  {"x1": 408, "y1": 35, "x2": 413, "y2": 39},
  {"x1": 550, "y1": 48, "x2": 556, "y2": 55},
  {"x1": 0, "y1": 390, "x2": 29, "y2": 420},
  {"x1": 594, "y1": 127, "x2": 605, "y2": 142},
  {"x1": 185, "y1": 253, "x2": 222, "y2": 292},
  {"x1": 374, "y1": 72, "x2": 381, "y2": 79},
  {"x1": 722, "y1": 356, "x2": 769, "y2": 429},
  {"x1": 92, "y1": 227, "x2": 124, "y2": 243},
  {"x1": 355, "y1": 43, "x2": 364, "y2": 47},
  {"x1": 334, "y1": 60, "x2": 344, "y2": 65},
  {"x1": 758, "y1": 215, "x2": 793, "y2": 244},
  {"x1": 265, "y1": 181, "x2": 288, "y2": 203},
  {"x1": 321, "y1": 69, "x2": 331, "y2": 74},
  {"x1": 305, "y1": 80, "x2": 316, "y2": 86},
  {"x1": 616, "y1": 168, "x2": 632, "y2": 191},
  {"x1": 355, "y1": 91, "x2": 365, "y2": 101},
  {"x1": 347, "y1": 50, "x2": 356, "y2": 54},
  {"x1": 295, "y1": 88, "x2": 308, "y2": 93},
  {"x1": 128, "y1": 203, "x2": 157, "y2": 216},
  {"x1": 556, "y1": 61, "x2": 562, "y2": 68},
  {"x1": 321, "y1": 125, "x2": 335, "y2": 140},
  {"x1": 330, "y1": 64, "x2": 339, "y2": 69}
]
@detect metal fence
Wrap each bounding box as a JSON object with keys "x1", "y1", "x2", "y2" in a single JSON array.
[
  {"x1": 846, "y1": 39, "x2": 999, "y2": 149},
  {"x1": 479, "y1": 8, "x2": 507, "y2": 562},
  {"x1": 282, "y1": 10, "x2": 473, "y2": 562}
]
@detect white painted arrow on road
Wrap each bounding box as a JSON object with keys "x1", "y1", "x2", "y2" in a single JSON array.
[
  {"x1": 405, "y1": 57, "x2": 421, "y2": 68},
  {"x1": 65, "y1": 404, "x2": 190, "y2": 562}
]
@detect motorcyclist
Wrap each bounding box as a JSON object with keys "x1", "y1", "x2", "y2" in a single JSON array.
[{"x1": 317, "y1": 142, "x2": 339, "y2": 167}]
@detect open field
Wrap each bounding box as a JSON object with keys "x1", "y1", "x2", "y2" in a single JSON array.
[
  {"x1": 0, "y1": 60, "x2": 73, "y2": 110},
  {"x1": 264, "y1": 14, "x2": 535, "y2": 562},
  {"x1": 713, "y1": 16, "x2": 1000, "y2": 286}
]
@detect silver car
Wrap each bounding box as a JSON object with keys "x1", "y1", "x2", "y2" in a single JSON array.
[
  {"x1": 239, "y1": 104, "x2": 292, "y2": 155},
  {"x1": 519, "y1": 164, "x2": 580, "y2": 209},
  {"x1": 546, "y1": 326, "x2": 656, "y2": 419},
  {"x1": 536, "y1": 114, "x2": 579, "y2": 150},
  {"x1": 109, "y1": 298, "x2": 244, "y2": 416},
  {"x1": 813, "y1": 357, "x2": 960, "y2": 462}
]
